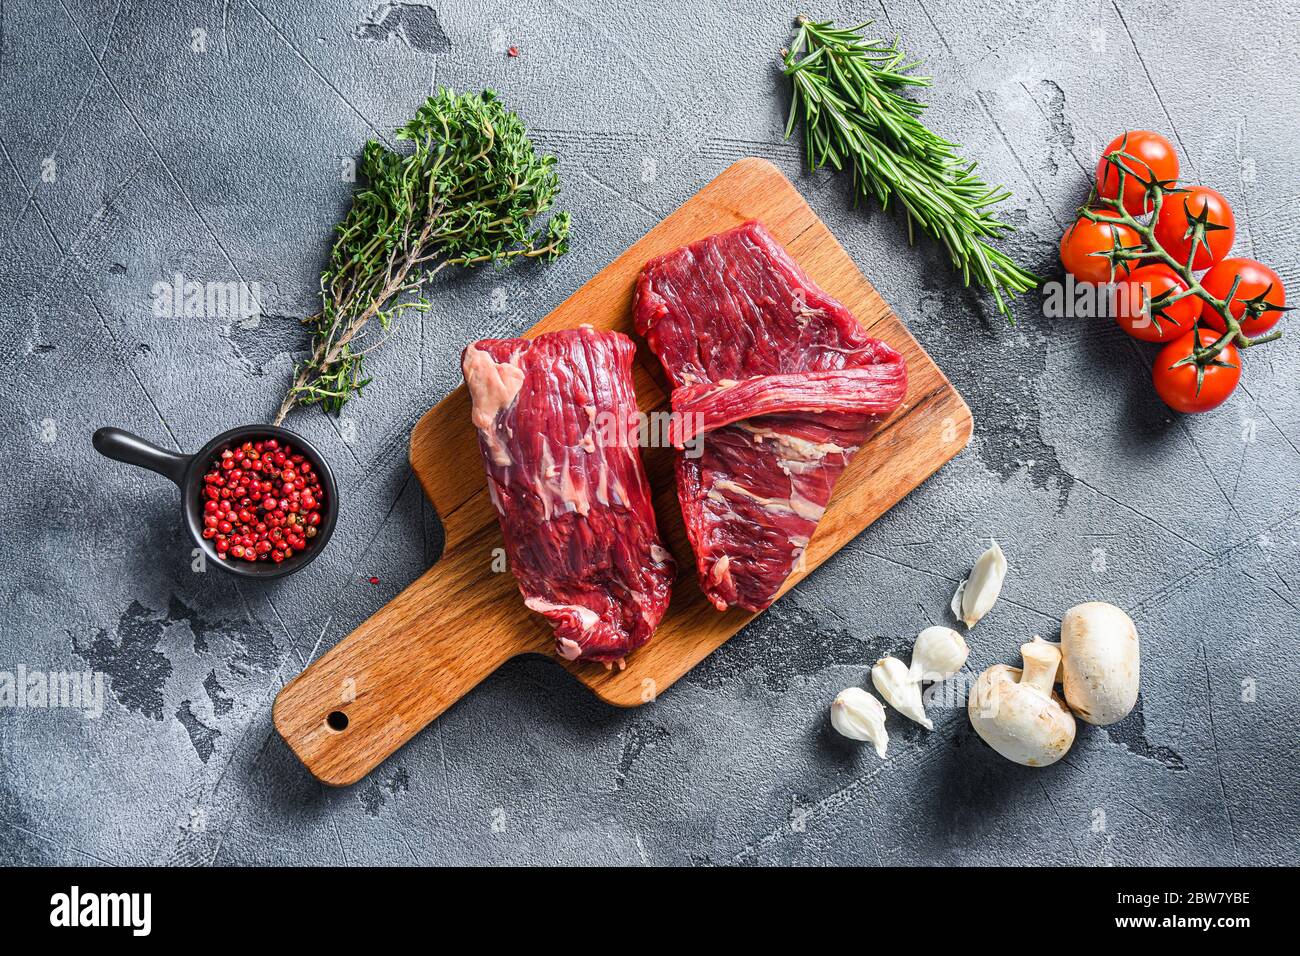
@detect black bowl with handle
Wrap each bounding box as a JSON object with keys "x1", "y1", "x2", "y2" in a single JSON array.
[{"x1": 92, "y1": 424, "x2": 339, "y2": 579}]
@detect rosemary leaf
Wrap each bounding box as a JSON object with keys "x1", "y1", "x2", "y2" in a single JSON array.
[{"x1": 782, "y1": 18, "x2": 1037, "y2": 319}]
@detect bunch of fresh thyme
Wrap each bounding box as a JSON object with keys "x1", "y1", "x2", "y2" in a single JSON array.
[
  {"x1": 781, "y1": 17, "x2": 1038, "y2": 319},
  {"x1": 273, "y1": 88, "x2": 570, "y2": 424}
]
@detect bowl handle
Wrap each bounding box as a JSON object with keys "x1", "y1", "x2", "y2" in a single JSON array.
[{"x1": 93, "y1": 427, "x2": 191, "y2": 488}]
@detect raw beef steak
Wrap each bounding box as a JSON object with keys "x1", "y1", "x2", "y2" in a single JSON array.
[
  {"x1": 462, "y1": 327, "x2": 675, "y2": 664},
  {"x1": 635, "y1": 220, "x2": 907, "y2": 612}
]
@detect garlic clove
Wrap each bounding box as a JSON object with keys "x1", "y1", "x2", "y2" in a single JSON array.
[
  {"x1": 952, "y1": 539, "x2": 1007, "y2": 628},
  {"x1": 830, "y1": 687, "x2": 889, "y2": 758},
  {"x1": 872, "y1": 656, "x2": 933, "y2": 730},
  {"x1": 909, "y1": 625, "x2": 969, "y2": 683}
]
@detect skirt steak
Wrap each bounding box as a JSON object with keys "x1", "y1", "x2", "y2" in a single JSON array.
[
  {"x1": 462, "y1": 328, "x2": 675, "y2": 664},
  {"x1": 635, "y1": 220, "x2": 907, "y2": 612}
]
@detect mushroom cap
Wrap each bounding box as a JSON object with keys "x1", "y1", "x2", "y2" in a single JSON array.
[
  {"x1": 1060, "y1": 602, "x2": 1140, "y2": 726},
  {"x1": 968, "y1": 664, "x2": 1076, "y2": 767}
]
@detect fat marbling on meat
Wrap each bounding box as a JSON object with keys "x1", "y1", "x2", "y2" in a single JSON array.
[
  {"x1": 462, "y1": 327, "x2": 675, "y2": 665},
  {"x1": 635, "y1": 220, "x2": 907, "y2": 612}
]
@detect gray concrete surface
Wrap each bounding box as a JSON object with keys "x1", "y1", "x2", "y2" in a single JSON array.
[{"x1": 2, "y1": 0, "x2": 1297, "y2": 866}]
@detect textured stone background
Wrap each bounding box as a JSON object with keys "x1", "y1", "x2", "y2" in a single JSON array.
[{"x1": 2, "y1": 0, "x2": 1298, "y2": 866}]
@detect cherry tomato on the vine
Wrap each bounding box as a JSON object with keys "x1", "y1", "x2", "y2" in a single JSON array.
[
  {"x1": 1199, "y1": 257, "x2": 1288, "y2": 338},
  {"x1": 1095, "y1": 131, "x2": 1179, "y2": 216},
  {"x1": 1153, "y1": 185, "x2": 1235, "y2": 271},
  {"x1": 1112, "y1": 263, "x2": 1202, "y2": 342},
  {"x1": 1060, "y1": 212, "x2": 1142, "y2": 284},
  {"x1": 1152, "y1": 328, "x2": 1241, "y2": 414}
]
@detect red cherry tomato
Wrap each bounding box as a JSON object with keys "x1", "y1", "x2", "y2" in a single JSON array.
[
  {"x1": 1095, "y1": 131, "x2": 1179, "y2": 216},
  {"x1": 1199, "y1": 257, "x2": 1288, "y2": 338},
  {"x1": 1153, "y1": 185, "x2": 1235, "y2": 271},
  {"x1": 1152, "y1": 328, "x2": 1241, "y2": 414},
  {"x1": 1112, "y1": 264, "x2": 1202, "y2": 342},
  {"x1": 1060, "y1": 213, "x2": 1142, "y2": 284}
]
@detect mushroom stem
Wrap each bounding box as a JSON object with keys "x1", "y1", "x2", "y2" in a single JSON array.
[{"x1": 1018, "y1": 637, "x2": 1061, "y2": 695}]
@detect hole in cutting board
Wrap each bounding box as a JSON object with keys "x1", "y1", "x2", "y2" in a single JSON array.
[{"x1": 326, "y1": 711, "x2": 349, "y2": 732}]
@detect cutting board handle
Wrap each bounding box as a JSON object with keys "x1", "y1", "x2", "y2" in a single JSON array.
[{"x1": 273, "y1": 538, "x2": 541, "y2": 786}]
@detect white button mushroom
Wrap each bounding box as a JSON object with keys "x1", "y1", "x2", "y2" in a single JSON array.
[
  {"x1": 872, "y1": 656, "x2": 933, "y2": 730},
  {"x1": 909, "y1": 625, "x2": 969, "y2": 683},
  {"x1": 1059, "y1": 601, "x2": 1140, "y2": 726},
  {"x1": 830, "y1": 687, "x2": 889, "y2": 758},
  {"x1": 968, "y1": 636, "x2": 1076, "y2": 767}
]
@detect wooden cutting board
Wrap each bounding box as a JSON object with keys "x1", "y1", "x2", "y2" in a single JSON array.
[{"x1": 273, "y1": 158, "x2": 972, "y2": 785}]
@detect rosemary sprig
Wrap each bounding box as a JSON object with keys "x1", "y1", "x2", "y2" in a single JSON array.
[
  {"x1": 274, "y1": 88, "x2": 570, "y2": 424},
  {"x1": 781, "y1": 16, "x2": 1038, "y2": 319}
]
